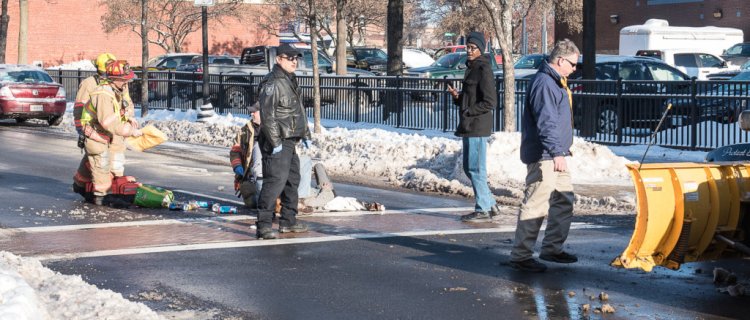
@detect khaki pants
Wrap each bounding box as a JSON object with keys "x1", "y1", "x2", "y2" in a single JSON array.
[
  {"x1": 73, "y1": 136, "x2": 127, "y2": 195},
  {"x1": 109, "y1": 135, "x2": 126, "y2": 176},
  {"x1": 83, "y1": 139, "x2": 112, "y2": 196},
  {"x1": 510, "y1": 160, "x2": 575, "y2": 262}
]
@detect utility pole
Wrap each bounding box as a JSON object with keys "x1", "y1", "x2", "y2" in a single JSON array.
[
  {"x1": 17, "y1": 0, "x2": 27, "y2": 64},
  {"x1": 580, "y1": 0, "x2": 597, "y2": 137},
  {"x1": 0, "y1": 0, "x2": 9, "y2": 63}
]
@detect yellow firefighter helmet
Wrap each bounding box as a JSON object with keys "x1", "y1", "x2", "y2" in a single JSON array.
[{"x1": 92, "y1": 53, "x2": 117, "y2": 75}]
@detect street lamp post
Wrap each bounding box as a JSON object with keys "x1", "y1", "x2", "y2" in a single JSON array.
[{"x1": 195, "y1": 0, "x2": 215, "y2": 122}]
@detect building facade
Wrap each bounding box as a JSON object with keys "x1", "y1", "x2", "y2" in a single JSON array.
[
  {"x1": 0, "y1": 1, "x2": 276, "y2": 67},
  {"x1": 559, "y1": 0, "x2": 749, "y2": 54}
]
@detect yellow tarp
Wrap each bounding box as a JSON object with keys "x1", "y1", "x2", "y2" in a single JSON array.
[{"x1": 125, "y1": 125, "x2": 168, "y2": 152}]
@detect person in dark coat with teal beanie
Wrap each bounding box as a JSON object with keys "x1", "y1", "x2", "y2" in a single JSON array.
[{"x1": 447, "y1": 31, "x2": 501, "y2": 222}]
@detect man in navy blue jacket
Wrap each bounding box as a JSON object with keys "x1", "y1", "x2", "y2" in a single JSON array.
[
  {"x1": 447, "y1": 31, "x2": 501, "y2": 222},
  {"x1": 510, "y1": 39, "x2": 580, "y2": 273}
]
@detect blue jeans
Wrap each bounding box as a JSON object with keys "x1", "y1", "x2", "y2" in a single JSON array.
[{"x1": 463, "y1": 137, "x2": 496, "y2": 212}]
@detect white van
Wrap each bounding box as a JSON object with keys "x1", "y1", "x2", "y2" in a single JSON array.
[
  {"x1": 619, "y1": 19, "x2": 743, "y2": 57},
  {"x1": 635, "y1": 49, "x2": 739, "y2": 80}
]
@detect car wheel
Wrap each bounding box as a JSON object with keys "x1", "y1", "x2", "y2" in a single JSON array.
[
  {"x1": 48, "y1": 115, "x2": 63, "y2": 126},
  {"x1": 224, "y1": 86, "x2": 249, "y2": 110},
  {"x1": 598, "y1": 106, "x2": 620, "y2": 134},
  {"x1": 15, "y1": 118, "x2": 27, "y2": 124}
]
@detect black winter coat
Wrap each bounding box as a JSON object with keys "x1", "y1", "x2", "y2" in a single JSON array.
[
  {"x1": 453, "y1": 55, "x2": 497, "y2": 137},
  {"x1": 257, "y1": 65, "x2": 311, "y2": 153}
]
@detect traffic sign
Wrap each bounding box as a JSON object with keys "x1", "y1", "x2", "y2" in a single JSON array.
[{"x1": 194, "y1": 0, "x2": 215, "y2": 6}]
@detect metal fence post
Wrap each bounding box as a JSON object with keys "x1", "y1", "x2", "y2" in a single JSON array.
[
  {"x1": 355, "y1": 74, "x2": 361, "y2": 123},
  {"x1": 443, "y1": 75, "x2": 449, "y2": 132},
  {"x1": 167, "y1": 70, "x2": 173, "y2": 111},
  {"x1": 496, "y1": 75, "x2": 502, "y2": 131},
  {"x1": 396, "y1": 75, "x2": 402, "y2": 128},
  {"x1": 191, "y1": 71, "x2": 198, "y2": 111},
  {"x1": 218, "y1": 73, "x2": 225, "y2": 113},
  {"x1": 690, "y1": 78, "x2": 698, "y2": 150},
  {"x1": 616, "y1": 78, "x2": 623, "y2": 145}
]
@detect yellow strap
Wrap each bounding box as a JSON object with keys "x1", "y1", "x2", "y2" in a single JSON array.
[{"x1": 560, "y1": 76, "x2": 573, "y2": 129}]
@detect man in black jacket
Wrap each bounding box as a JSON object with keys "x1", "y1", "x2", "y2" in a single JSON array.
[
  {"x1": 255, "y1": 43, "x2": 312, "y2": 239},
  {"x1": 447, "y1": 31, "x2": 501, "y2": 222}
]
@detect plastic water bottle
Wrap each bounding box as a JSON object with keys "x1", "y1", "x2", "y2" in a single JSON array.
[
  {"x1": 168, "y1": 201, "x2": 185, "y2": 211},
  {"x1": 211, "y1": 203, "x2": 237, "y2": 214},
  {"x1": 190, "y1": 200, "x2": 213, "y2": 209}
]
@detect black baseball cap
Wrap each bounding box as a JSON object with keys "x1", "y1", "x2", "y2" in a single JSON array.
[
  {"x1": 277, "y1": 43, "x2": 302, "y2": 57},
  {"x1": 247, "y1": 101, "x2": 259, "y2": 113}
]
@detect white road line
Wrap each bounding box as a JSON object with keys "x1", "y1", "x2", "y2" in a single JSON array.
[
  {"x1": 17, "y1": 216, "x2": 254, "y2": 233},
  {"x1": 17, "y1": 206, "x2": 477, "y2": 233},
  {"x1": 173, "y1": 189, "x2": 246, "y2": 206},
  {"x1": 33, "y1": 223, "x2": 606, "y2": 261}
]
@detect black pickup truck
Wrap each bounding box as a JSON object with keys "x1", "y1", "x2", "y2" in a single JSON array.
[{"x1": 174, "y1": 45, "x2": 377, "y2": 110}]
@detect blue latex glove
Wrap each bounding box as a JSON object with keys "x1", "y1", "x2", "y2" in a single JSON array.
[
  {"x1": 233, "y1": 166, "x2": 244, "y2": 176},
  {"x1": 272, "y1": 145, "x2": 283, "y2": 155},
  {"x1": 302, "y1": 139, "x2": 311, "y2": 149}
]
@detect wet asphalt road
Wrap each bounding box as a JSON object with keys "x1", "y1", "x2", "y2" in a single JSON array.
[{"x1": 1, "y1": 124, "x2": 749, "y2": 319}]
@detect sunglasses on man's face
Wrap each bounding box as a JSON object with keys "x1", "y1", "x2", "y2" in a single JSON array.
[
  {"x1": 559, "y1": 57, "x2": 577, "y2": 69},
  {"x1": 279, "y1": 55, "x2": 299, "y2": 62},
  {"x1": 466, "y1": 45, "x2": 480, "y2": 52}
]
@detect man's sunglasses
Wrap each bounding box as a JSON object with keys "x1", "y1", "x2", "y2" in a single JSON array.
[
  {"x1": 279, "y1": 55, "x2": 299, "y2": 62},
  {"x1": 466, "y1": 45, "x2": 480, "y2": 52},
  {"x1": 559, "y1": 57, "x2": 577, "y2": 68}
]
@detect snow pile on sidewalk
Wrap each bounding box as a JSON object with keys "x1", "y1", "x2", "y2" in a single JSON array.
[
  {"x1": 49, "y1": 108, "x2": 634, "y2": 211},
  {"x1": 0, "y1": 251, "x2": 163, "y2": 320},
  {"x1": 303, "y1": 126, "x2": 633, "y2": 210}
]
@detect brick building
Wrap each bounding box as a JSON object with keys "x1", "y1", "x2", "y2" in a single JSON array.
[
  {"x1": 559, "y1": 0, "x2": 749, "y2": 54},
  {"x1": 0, "y1": 1, "x2": 276, "y2": 67}
]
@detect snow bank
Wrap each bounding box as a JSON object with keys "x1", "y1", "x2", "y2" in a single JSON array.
[{"x1": 0, "y1": 251, "x2": 163, "y2": 320}]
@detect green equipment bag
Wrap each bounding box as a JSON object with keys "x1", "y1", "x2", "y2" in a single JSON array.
[{"x1": 134, "y1": 184, "x2": 174, "y2": 208}]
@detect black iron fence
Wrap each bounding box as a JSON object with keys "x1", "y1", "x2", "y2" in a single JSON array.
[{"x1": 47, "y1": 69, "x2": 750, "y2": 151}]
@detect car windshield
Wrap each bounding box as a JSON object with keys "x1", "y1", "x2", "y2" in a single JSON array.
[
  {"x1": 731, "y1": 71, "x2": 750, "y2": 81},
  {"x1": 0, "y1": 70, "x2": 53, "y2": 83},
  {"x1": 514, "y1": 55, "x2": 546, "y2": 69},
  {"x1": 646, "y1": 63, "x2": 688, "y2": 81},
  {"x1": 302, "y1": 50, "x2": 333, "y2": 68},
  {"x1": 356, "y1": 49, "x2": 387, "y2": 60},
  {"x1": 433, "y1": 54, "x2": 462, "y2": 68},
  {"x1": 147, "y1": 56, "x2": 167, "y2": 67}
]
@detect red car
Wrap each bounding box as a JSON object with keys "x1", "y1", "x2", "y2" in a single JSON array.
[
  {"x1": 0, "y1": 65, "x2": 66, "y2": 126},
  {"x1": 434, "y1": 45, "x2": 503, "y2": 65}
]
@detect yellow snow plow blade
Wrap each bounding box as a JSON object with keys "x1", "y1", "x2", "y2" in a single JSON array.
[{"x1": 612, "y1": 162, "x2": 746, "y2": 272}]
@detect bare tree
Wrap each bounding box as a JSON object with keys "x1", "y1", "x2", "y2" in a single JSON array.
[
  {"x1": 100, "y1": 0, "x2": 243, "y2": 53},
  {"x1": 0, "y1": 0, "x2": 8, "y2": 63},
  {"x1": 334, "y1": 0, "x2": 347, "y2": 74},
  {"x1": 308, "y1": 0, "x2": 322, "y2": 133},
  {"x1": 479, "y1": 0, "x2": 515, "y2": 132}
]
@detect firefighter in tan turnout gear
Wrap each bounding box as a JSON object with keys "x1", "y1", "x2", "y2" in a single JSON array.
[
  {"x1": 73, "y1": 53, "x2": 138, "y2": 200},
  {"x1": 73, "y1": 60, "x2": 141, "y2": 206}
]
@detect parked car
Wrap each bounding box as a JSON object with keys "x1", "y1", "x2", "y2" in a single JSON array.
[
  {"x1": 433, "y1": 45, "x2": 465, "y2": 60},
  {"x1": 667, "y1": 70, "x2": 750, "y2": 124},
  {"x1": 401, "y1": 48, "x2": 435, "y2": 69},
  {"x1": 0, "y1": 65, "x2": 66, "y2": 126},
  {"x1": 403, "y1": 52, "x2": 500, "y2": 100},
  {"x1": 512, "y1": 53, "x2": 548, "y2": 79},
  {"x1": 173, "y1": 55, "x2": 241, "y2": 98},
  {"x1": 347, "y1": 47, "x2": 388, "y2": 75},
  {"x1": 569, "y1": 55, "x2": 691, "y2": 134},
  {"x1": 131, "y1": 53, "x2": 201, "y2": 100},
  {"x1": 143, "y1": 53, "x2": 201, "y2": 70},
  {"x1": 721, "y1": 42, "x2": 750, "y2": 67},
  {"x1": 707, "y1": 60, "x2": 750, "y2": 80},
  {"x1": 635, "y1": 49, "x2": 737, "y2": 80}
]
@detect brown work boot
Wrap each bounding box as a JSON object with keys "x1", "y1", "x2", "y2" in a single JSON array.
[
  {"x1": 279, "y1": 222, "x2": 309, "y2": 233},
  {"x1": 256, "y1": 227, "x2": 279, "y2": 240}
]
